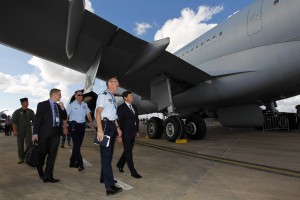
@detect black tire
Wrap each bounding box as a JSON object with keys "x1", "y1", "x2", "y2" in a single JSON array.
[
  {"x1": 185, "y1": 115, "x2": 207, "y2": 140},
  {"x1": 164, "y1": 116, "x2": 183, "y2": 142},
  {"x1": 147, "y1": 117, "x2": 163, "y2": 139}
]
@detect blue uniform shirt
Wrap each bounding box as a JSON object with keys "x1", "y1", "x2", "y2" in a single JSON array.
[
  {"x1": 95, "y1": 90, "x2": 118, "y2": 120},
  {"x1": 67, "y1": 100, "x2": 91, "y2": 123}
]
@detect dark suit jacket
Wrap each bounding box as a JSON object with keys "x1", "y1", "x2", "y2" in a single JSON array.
[
  {"x1": 117, "y1": 103, "x2": 139, "y2": 135},
  {"x1": 33, "y1": 100, "x2": 67, "y2": 136}
]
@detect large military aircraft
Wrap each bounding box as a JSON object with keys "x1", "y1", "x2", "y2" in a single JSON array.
[{"x1": 1, "y1": 0, "x2": 300, "y2": 141}]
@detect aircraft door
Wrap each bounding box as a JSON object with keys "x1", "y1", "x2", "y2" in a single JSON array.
[{"x1": 247, "y1": 0, "x2": 263, "y2": 36}]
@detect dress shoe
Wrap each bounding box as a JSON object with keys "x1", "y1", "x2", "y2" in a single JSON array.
[
  {"x1": 17, "y1": 160, "x2": 24, "y2": 164},
  {"x1": 60, "y1": 144, "x2": 64, "y2": 148},
  {"x1": 43, "y1": 177, "x2": 60, "y2": 183},
  {"x1": 78, "y1": 166, "x2": 85, "y2": 171},
  {"x1": 116, "y1": 166, "x2": 124, "y2": 173},
  {"x1": 131, "y1": 173, "x2": 142, "y2": 179},
  {"x1": 67, "y1": 141, "x2": 71, "y2": 146},
  {"x1": 100, "y1": 179, "x2": 118, "y2": 184},
  {"x1": 106, "y1": 186, "x2": 123, "y2": 196}
]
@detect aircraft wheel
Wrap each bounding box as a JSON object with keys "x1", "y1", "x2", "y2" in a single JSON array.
[
  {"x1": 164, "y1": 116, "x2": 183, "y2": 142},
  {"x1": 185, "y1": 115, "x2": 207, "y2": 140},
  {"x1": 147, "y1": 117, "x2": 163, "y2": 139}
]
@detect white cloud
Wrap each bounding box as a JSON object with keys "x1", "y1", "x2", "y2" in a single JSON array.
[
  {"x1": 0, "y1": 72, "x2": 48, "y2": 97},
  {"x1": 85, "y1": 0, "x2": 94, "y2": 13},
  {"x1": 27, "y1": 56, "x2": 85, "y2": 102},
  {"x1": 277, "y1": 96, "x2": 300, "y2": 113},
  {"x1": 28, "y1": 57, "x2": 84, "y2": 85},
  {"x1": 154, "y1": 5, "x2": 223, "y2": 53},
  {"x1": 134, "y1": 22, "x2": 152, "y2": 36}
]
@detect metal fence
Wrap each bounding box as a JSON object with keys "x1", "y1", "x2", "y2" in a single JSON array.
[{"x1": 263, "y1": 115, "x2": 289, "y2": 131}]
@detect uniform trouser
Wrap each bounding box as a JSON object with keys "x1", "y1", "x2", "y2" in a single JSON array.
[
  {"x1": 69, "y1": 122, "x2": 85, "y2": 167},
  {"x1": 100, "y1": 120, "x2": 117, "y2": 189},
  {"x1": 17, "y1": 131, "x2": 32, "y2": 160},
  {"x1": 117, "y1": 132, "x2": 137, "y2": 175},
  {"x1": 37, "y1": 128, "x2": 61, "y2": 179}
]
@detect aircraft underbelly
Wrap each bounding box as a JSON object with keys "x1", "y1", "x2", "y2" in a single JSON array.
[
  {"x1": 277, "y1": 41, "x2": 300, "y2": 86},
  {"x1": 173, "y1": 43, "x2": 296, "y2": 110}
]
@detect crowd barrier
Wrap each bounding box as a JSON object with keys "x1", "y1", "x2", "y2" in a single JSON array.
[{"x1": 263, "y1": 115, "x2": 289, "y2": 131}]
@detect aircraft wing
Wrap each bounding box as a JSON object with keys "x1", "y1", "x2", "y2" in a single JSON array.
[{"x1": 0, "y1": 0, "x2": 211, "y2": 99}]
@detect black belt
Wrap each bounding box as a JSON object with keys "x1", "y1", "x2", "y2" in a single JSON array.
[
  {"x1": 102, "y1": 118, "x2": 115, "y2": 123},
  {"x1": 68, "y1": 121, "x2": 85, "y2": 125}
]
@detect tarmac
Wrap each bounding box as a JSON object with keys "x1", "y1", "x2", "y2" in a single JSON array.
[{"x1": 0, "y1": 126, "x2": 300, "y2": 200}]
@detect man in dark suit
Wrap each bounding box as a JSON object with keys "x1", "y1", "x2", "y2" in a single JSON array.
[
  {"x1": 32, "y1": 88, "x2": 68, "y2": 183},
  {"x1": 116, "y1": 90, "x2": 142, "y2": 179}
]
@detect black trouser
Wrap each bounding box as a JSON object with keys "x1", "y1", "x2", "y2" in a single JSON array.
[
  {"x1": 37, "y1": 128, "x2": 61, "y2": 179},
  {"x1": 4, "y1": 125, "x2": 9, "y2": 135},
  {"x1": 99, "y1": 120, "x2": 117, "y2": 189},
  {"x1": 117, "y1": 132, "x2": 137, "y2": 175},
  {"x1": 69, "y1": 121, "x2": 85, "y2": 167}
]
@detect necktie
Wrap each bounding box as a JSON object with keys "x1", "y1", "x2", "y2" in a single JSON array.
[
  {"x1": 129, "y1": 104, "x2": 135, "y2": 115},
  {"x1": 53, "y1": 103, "x2": 59, "y2": 127}
]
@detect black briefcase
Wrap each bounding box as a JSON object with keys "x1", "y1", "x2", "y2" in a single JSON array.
[{"x1": 24, "y1": 141, "x2": 39, "y2": 167}]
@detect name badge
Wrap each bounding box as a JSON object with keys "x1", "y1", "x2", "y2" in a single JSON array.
[{"x1": 55, "y1": 117, "x2": 60, "y2": 123}]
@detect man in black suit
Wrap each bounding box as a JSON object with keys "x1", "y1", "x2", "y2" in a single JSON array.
[
  {"x1": 32, "y1": 88, "x2": 68, "y2": 183},
  {"x1": 116, "y1": 91, "x2": 142, "y2": 179}
]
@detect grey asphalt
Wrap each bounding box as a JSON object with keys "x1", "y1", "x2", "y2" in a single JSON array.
[{"x1": 0, "y1": 126, "x2": 299, "y2": 200}]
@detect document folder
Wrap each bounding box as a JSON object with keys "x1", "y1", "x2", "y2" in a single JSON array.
[{"x1": 94, "y1": 135, "x2": 110, "y2": 147}]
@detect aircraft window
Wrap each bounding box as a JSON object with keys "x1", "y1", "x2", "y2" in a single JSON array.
[
  {"x1": 191, "y1": 48, "x2": 193, "y2": 52},
  {"x1": 207, "y1": 39, "x2": 210, "y2": 43},
  {"x1": 219, "y1": 32, "x2": 223, "y2": 36},
  {"x1": 273, "y1": 0, "x2": 279, "y2": 6},
  {"x1": 195, "y1": 45, "x2": 198, "y2": 49},
  {"x1": 212, "y1": 35, "x2": 216, "y2": 40},
  {"x1": 201, "y1": 42, "x2": 204, "y2": 46}
]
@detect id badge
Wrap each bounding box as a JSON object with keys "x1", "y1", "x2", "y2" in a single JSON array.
[{"x1": 55, "y1": 117, "x2": 60, "y2": 123}]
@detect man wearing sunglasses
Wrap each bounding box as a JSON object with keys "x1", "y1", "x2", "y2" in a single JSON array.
[{"x1": 67, "y1": 90, "x2": 94, "y2": 171}]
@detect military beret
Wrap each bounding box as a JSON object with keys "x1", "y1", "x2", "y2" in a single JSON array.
[{"x1": 20, "y1": 98, "x2": 28, "y2": 103}]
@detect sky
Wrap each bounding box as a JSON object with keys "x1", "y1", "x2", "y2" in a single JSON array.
[{"x1": 0, "y1": 0, "x2": 299, "y2": 116}]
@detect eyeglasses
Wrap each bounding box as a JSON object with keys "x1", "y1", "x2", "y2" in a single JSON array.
[{"x1": 77, "y1": 94, "x2": 83, "y2": 96}]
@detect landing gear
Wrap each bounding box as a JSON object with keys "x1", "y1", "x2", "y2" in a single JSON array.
[
  {"x1": 164, "y1": 116, "x2": 184, "y2": 142},
  {"x1": 147, "y1": 117, "x2": 164, "y2": 139},
  {"x1": 185, "y1": 115, "x2": 206, "y2": 140}
]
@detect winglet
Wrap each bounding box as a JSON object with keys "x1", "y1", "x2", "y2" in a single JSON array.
[
  {"x1": 66, "y1": 0, "x2": 85, "y2": 59},
  {"x1": 124, "y1": 37, "x2": 170, "y2": 75}
]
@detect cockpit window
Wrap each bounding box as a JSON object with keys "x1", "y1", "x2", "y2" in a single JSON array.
[{"x1": 273, "y1": 0, "x2": 279, "y2": 6}]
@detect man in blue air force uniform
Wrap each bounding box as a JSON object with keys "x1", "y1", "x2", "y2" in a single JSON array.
[
  {"x1": 95, "y1": 77, "x2": 123, "y2": 196},
  {"x1": 67, "y1": 89, "x2": 94, "y2": 171}
]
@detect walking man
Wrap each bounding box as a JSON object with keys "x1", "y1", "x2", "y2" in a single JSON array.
[
  {"x1": 32, "y1": 88, "x2": 68, "y2": 183},
  {"x1": 95, "y1": 77, "x2": 123, "y2": 196},
  {"x1": 116, "y1": 91, "x2": 142, "y2": 178},
  {"x1": 12, "y1": 98, "x2": 35, "y2": 164},
  {"x1": 67, "y1": 90, "x2": 94, "y2": 171}
]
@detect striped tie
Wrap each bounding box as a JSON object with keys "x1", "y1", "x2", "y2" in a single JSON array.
[
  {"x1": 129, "y1": 104, "x2": 135, "y2": 115},
  {"x1": 54, "y1": 103, "x2": 59, "y2": 127}
]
